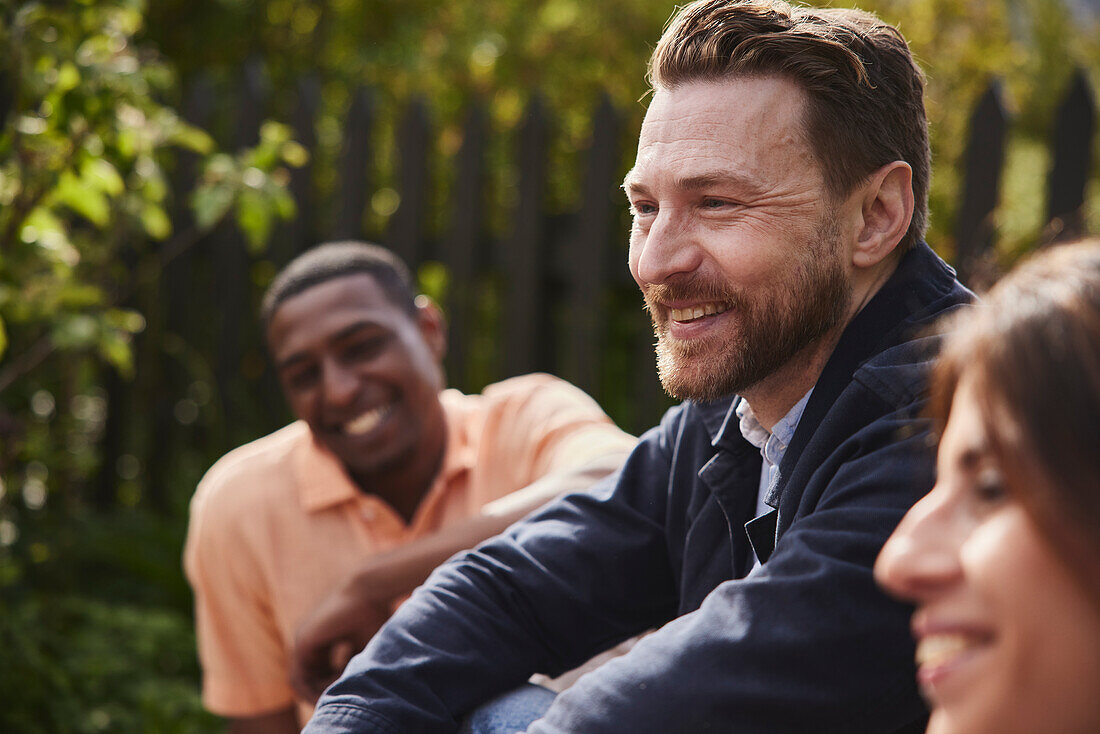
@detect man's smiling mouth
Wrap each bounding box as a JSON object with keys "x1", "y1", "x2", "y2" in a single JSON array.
[
  {"x1": 343, "y1": 404, "x2": 394, "y2": 435},
  {"x1": 670, "y1": 302, "x2": 730, "y2": 323}
]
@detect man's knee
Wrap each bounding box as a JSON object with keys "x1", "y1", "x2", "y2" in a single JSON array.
[{"x1": 458, "y1": 684, "x2": 557, "y2": 734}]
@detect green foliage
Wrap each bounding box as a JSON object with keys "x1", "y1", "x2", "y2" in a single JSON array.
[
  {"x1": 1, "y1": 593, "x2": 219, "y2": 733},
  {"x1": 0, "y1": 0, "x2": 301, "y2": 498},
  {"x1": 0, "y1": 4, "x2": 301, "y2": 726}
]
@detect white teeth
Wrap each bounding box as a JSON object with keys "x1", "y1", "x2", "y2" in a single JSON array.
[
  {"x1": 915, "y1": 634, "x2": 978, "y2": 667},
  {"x1": 344, "y1": 405, "x2": 391, "y2": 435},
  {"x1": 670, "y1": 302, "x2": 729, "y2": 322}
]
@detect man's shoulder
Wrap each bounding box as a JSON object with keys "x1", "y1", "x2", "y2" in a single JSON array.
[
  {"x1": 465, "y1": 372, "x2": 610, "y2": 419},
  {"x1": 192, "y1": 422, "x2": 311, "y2": 514}
]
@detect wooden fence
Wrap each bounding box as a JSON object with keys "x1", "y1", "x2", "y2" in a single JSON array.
[{"x1": 109, "y1": 68, "x2": 1097, "y2": 510}]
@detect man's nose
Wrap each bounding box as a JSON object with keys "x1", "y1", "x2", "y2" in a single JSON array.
[
  {"x1": 631, "y1": 208, "x2": 703, "y2": 285},
  {"x1": 320, "y1": 360, "x2": 359, "y2": 408},
  {"x1": 874, "y1": 487, "x2": 964, "y2": 602}
]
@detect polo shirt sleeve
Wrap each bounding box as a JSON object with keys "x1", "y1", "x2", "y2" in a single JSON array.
[
  {"x1": 183, "y1": 466, "x2": 296, "y2": 718},
  {"x1": 478, "y1": 373, "x2": 637, "y2": 492}
]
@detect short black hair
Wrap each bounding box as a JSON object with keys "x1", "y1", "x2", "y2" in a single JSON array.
[{"x1": 260, "y1": 241, "x2": 418, "y2": 328}]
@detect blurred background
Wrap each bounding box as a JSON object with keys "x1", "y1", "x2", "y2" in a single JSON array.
[{"x1": 0, "y1": 0, "x2": 1097, "y2": 730}]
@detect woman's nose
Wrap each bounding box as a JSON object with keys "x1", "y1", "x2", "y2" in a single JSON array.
[{"x1": 875, "y1": 485, "x2": 965, "y2": 602}]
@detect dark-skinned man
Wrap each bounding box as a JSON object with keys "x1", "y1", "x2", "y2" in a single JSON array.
[{"x1": 183, "y1": 242, "x2": 637, "y2": 733}]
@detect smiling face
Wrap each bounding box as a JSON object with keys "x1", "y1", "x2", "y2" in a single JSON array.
[
  {"x1": 625, "y1": 76, "x2": 853, "y2": 402},
  {"x1": 875, "y1": 374, "x2": 1100, "y2": 734},
  {"x1": 266, "y1": 273, "x2": 447, "y2": 487}
]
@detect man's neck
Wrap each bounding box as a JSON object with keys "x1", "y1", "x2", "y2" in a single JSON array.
[
  {"x1": 740, "y1": 327, "x2": 841, "y2": 432},
  {"x1": 742, "y1": 253, "x2": 902, "y2": 432},
  {"x1": 349, "y1": 427, "x2": 448, "y2": 525}
]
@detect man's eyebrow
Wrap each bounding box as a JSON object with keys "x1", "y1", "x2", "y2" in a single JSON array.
[
  {"x1": 676, "y1": 171, "x2": 764, "y2": 194},
  {"x1": 621, "y1": 170, "x2": 765, "y2": 196},
  {"x1": 274, "y1": 320, "x2": 382, "y2": 371}
]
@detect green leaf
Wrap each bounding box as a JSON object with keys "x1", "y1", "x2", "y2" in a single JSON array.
[
  {"x1": 190, "y1": 184, "x2": 234, "y2": 231},
  {"x1": 82, "y1": 159, "x2": 125, "y2": 197},
  {"x1": 0, "y1": 313, "x2": 7, "y2": 362},
  {"x1": 235, "y1": 188, "x2": 273, "y2": 254},
  {"x1": 103, "y1": 308, "x2": 146, "y2": 335},
  {"x1": 98, "y1": 329, "x2": 135, "y2": 379},
  {"x1": 140, "y1": 202, "x2": 171, "y2": 240},
  {"x1": 51, "y1": 314, "x2": 99, "y2": 350},
  {"x1": 170, "y1": 123, "x2": 215, "y2": 155},
  {"x1": 56, "y1": 63, "x2": 81, "y2": 94},
  {"x1": 52, "y1": 171, "x2": 111, "y2": 228},
  {"x1": 280, "y1": 140, "x2": 309, "y2": 168}
]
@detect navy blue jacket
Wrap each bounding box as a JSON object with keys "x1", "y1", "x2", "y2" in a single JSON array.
[{"x1": 306, "y1": 242, "x2": 971, "y2": 734}]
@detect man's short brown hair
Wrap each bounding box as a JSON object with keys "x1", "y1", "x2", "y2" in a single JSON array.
[{"x1": 649, "y1": 0, "x2": 929, "y2": 252}]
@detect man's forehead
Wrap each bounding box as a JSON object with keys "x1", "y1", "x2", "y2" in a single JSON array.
[
  {"x1": 626, "y1": 78, "x2": 814, "y2": 190},
  {"x1": 267, "y1": 274, "x2": 408, "y2": 349}
]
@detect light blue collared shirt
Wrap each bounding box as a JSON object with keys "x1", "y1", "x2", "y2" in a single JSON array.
[{"x1": 736, "y1": 388, "x2": 813, "y2": 566}]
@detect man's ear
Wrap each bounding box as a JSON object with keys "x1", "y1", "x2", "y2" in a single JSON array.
[
  {"x1": 852, "y1": 161, "x2": 914, "y2": 269},
  {"x1": 414, "y1": 294, "x2": 447, "y2": 361}
]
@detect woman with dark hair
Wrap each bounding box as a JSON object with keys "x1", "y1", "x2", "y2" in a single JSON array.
[{"x1": 875, "y1": 239, "x2": 1100, "y2": 734}]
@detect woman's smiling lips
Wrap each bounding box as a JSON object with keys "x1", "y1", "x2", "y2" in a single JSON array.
[{"x1": 912, "y1": 616, "x2": 995, "y2": 701}]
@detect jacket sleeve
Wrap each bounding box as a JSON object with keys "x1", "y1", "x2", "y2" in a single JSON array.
[
  {"x1": 303, "y1": 408, "x2": 686, "y2": 734},
  {"x1": 523, "y1": 404, "x2": 930, "y2": 734}
]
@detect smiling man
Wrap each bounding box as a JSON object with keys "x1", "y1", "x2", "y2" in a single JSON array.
[
  {"x1": 304, "y1": 2, "x2": 972, "y2": 733},
  {"x1": 183, "y1": 242, "x2": 637, "y2": 734}
]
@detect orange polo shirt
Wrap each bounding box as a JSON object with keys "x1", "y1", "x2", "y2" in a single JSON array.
[{"x1": 183, "y1": 374, "x2": 636, "y2": 724}]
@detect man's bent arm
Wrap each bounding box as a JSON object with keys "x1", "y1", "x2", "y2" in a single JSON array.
[
  {"x1": 519, "y1": 406, "x2": 932, "y2": 734},
  {"x1": 303, "y1": 417, "x2": 683, "y2": 733},
  {"x1": 305, "y1": 401, "x2": 931, "y2": 734},
  {"x1": 291, "y1": 452, "x2": 632, "y2": 701}
]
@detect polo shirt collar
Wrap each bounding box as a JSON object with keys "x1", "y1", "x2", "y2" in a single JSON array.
[{"x1": 294, "y1": 395, "x2": 476, "y2": 514}]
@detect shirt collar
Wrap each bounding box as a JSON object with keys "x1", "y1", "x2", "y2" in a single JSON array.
[
  {"x1": 295, "y1": 389, "x2": 476, "y2": 513},
  {"x1": 734, "y1": 389, "x2": 813, "y2": 456}
]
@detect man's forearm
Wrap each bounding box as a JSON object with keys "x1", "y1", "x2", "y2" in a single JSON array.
[{"x1": 349, "y1": 453, "x2": 630, "y2": 599}]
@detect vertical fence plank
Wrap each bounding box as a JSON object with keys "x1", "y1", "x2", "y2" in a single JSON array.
[
  {"x1": 387, "y1": 97, "x2": 431, "y2": 269},
  {"x1": 143, "y1": 74, "x2": 216, "y2": 510},
  {"x1": 211, "y1": 59, "x2": 265, "y2": 446},
  {"x1": 954, "y1": 80, "x2": 1008, "y2": 287},
  {"x1": 1046, "y1": 68, "x2": 1096, "y2": 243},
  {"x1": 333, "y1": 86, "x2": 376, "y2": 241},
  {"x1": 442, "y1": 101, "x2": 488, "y2": 390},
  {"x1": 564, "y1": 94, "x2": 621, "y2": 394},
  {"x1": 277, "y1": 74, "x2": 320, "y2": 265},
  {"x1": 502, "y1": 96, "x2": 550, "y2": 378}
]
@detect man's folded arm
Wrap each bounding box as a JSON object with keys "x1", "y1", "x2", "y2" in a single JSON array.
[
  {"x1": 304, "y1": 415, "x2": 684, "y2": 733},
  {"x1": 524, "y1": 412, "x2": 932, "y2": 734}
]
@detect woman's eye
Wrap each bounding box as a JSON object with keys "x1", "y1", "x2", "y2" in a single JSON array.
[{"x1": 973, "y1": 468, "x2": 1007, "y2": 505}]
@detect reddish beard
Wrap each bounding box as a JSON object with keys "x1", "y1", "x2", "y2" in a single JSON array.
[{"x1": 642, "y1": 220, "x2": 851, "y2": 401}]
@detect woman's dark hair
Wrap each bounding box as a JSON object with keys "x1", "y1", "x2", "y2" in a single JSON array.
[{"x1": 930, "y1": 239, "x2": 1100, "y2": 598}]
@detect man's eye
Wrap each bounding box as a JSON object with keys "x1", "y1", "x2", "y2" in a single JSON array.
[
  {"x1": 701, "y1": 198, "x2": 729, "y2": 209},
  {"x1": 286, "y1": 367, "x2": 319, "y2": 390},
  {"x1": 344, "y1": 337, "x2": 385, "y2": 361},
  {"x1": 631, "y1": 202, "x2": 656, "y2": 216}
]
